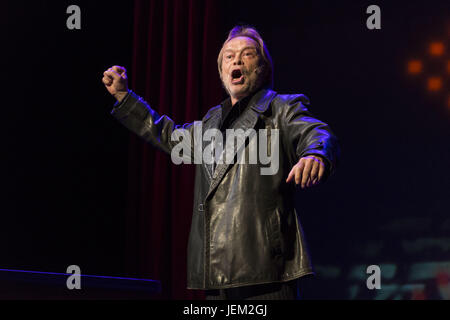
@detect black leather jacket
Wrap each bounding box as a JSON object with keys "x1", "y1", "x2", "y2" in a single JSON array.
[{"x1": 111, "y1": 88, "x2": 340, "y2": 289}]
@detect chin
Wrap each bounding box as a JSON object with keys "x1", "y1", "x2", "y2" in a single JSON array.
[{"x1": 230, "y1": 86, "x2": 249, "y2": 96}]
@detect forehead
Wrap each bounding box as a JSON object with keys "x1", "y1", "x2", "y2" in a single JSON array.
[{"x1": 222, "y1": 36, "x2": 258, "y2": 52}]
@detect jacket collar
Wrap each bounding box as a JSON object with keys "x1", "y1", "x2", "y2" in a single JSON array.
[
  {"x1": 203, "y1": 88, "x2": 276, "y2": 124},
  {"x1": 248, "y1": 88, "x2": 277, "y2": 114}
]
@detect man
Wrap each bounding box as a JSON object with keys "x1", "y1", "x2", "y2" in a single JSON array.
[{"x1": 102, "y1": 26, "x2": 340, "y2": 300}]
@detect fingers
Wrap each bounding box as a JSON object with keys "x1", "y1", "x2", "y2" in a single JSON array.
[
  {"x1": 112, "y1": 65, "x2": 126, "y2": 76},
  {"x1": 301, "y1": 158, "x2": 312, "y2": 188},
  {"x1": 111, "y1": 66, "x2": 128, "y2": 80},
  {"x1": 286, "y1": 167, "x2": 295, "y2": 183},
  {"x1": 286, "y1": 159, "x2": 305, "y2": 186},
  {"x1": 318, "y1": 161, "x2": 325, "y2": 183},
  {"x1": 293, "y1": 160, "x2": 305, "y2": 185},
  {"x1": 102, "y1": 71, "x2": 118, "y2": 88},
  {"x1": 311, "y1": 156, "x2": 326, "y2": 186},
  {"x1": 102, "y1": 66, "x2": 127, "y2": 85},
  {"x1": 102, "y1": 75, "x2": 113, "y2": 86},
  {"x1": 286, "y1": 156, "x2": 326, "y2": 189},
  {"x1": 104, "y1": 69, "x2": 121, "y2": 80},
  {"x1": 110, "y1": 66, "x2": 127, "y2": 81},
  {"x1": 310, "y1": 159, "x2": 320, "y2": 186}
]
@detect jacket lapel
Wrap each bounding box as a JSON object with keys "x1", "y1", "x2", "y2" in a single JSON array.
[
  {"x1": 205, "y1": 89, "x2": 277, "y2": 200},
  {"x1": 201, "y1": 107, "x2": 222, "y2": 181}
]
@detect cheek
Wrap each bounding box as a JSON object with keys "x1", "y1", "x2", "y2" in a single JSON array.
[
  {"x1": 248, "y1": 65, "x2": 259, "y2": 77},
  {"x1": 222, "y1": 62, "x2": 229, "y2": 74}
]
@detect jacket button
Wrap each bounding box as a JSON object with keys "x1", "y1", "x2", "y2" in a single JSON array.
[{"x1": 198, "y1": 204, "x2": 204, "y2": 212}]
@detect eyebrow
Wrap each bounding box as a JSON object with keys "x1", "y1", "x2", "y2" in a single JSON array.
[{"x1": 223, "y1": 46, "x2": 257, "y2": 54}]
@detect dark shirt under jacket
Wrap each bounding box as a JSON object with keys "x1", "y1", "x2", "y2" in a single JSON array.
[
  {"x1": 220, "y1": 94, "x2": 253, "y2": 133},
  {"x1": 216, "y1": 94, "x2": 253, "y2": 170}
]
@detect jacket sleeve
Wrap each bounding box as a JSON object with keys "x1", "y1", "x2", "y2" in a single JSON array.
[
  {"x1": 282, "y1": 94, "x2": 340, "y2": 179},
  {"x1": 110, "y1": 90, "x2": 199, "y2": 163}
]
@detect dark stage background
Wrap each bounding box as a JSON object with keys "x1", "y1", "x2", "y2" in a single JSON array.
[{"x1": 1, "y1": 0, "x2": 449, "y2": 299}]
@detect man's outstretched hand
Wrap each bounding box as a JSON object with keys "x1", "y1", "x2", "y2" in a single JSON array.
[
  {"x1": 102, "y1": 65, "x2": 129, "y2": 103},
  {"x1": 286, "y1": 155, "x2": 326, "y2": 189}
]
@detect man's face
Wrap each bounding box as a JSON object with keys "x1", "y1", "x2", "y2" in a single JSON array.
[{"x1": 221, "y1": 36, "x2": 262, "y2": 103}]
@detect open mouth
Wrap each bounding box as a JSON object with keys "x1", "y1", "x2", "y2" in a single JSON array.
[{"x1": 231, "y1": 69, "x2": 244, "y2": 85}]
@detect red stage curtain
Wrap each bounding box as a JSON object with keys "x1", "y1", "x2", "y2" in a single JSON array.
[{"x1": 124, "y1": 0, "x2": 223, "y2": 299}]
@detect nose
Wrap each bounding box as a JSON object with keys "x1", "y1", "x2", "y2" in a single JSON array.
[{"x1": 232, "y1": 54, "x2": 243, "y2": 65}]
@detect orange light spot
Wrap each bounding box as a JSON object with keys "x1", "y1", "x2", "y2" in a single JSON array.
[
  {"x1": 427, "y1": 77, "x2": 442, "y2": 91},
  {"x1": 408, "y1": 60, "x2": 422, "y2": 74},
  {"x1": 429, "y1": 42, "x2": 444, "y2": 56}
]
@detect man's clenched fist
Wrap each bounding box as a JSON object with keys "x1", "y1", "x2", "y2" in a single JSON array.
[{"x1": 102, "y1": 65, "x2": 129, "y2": 103}]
